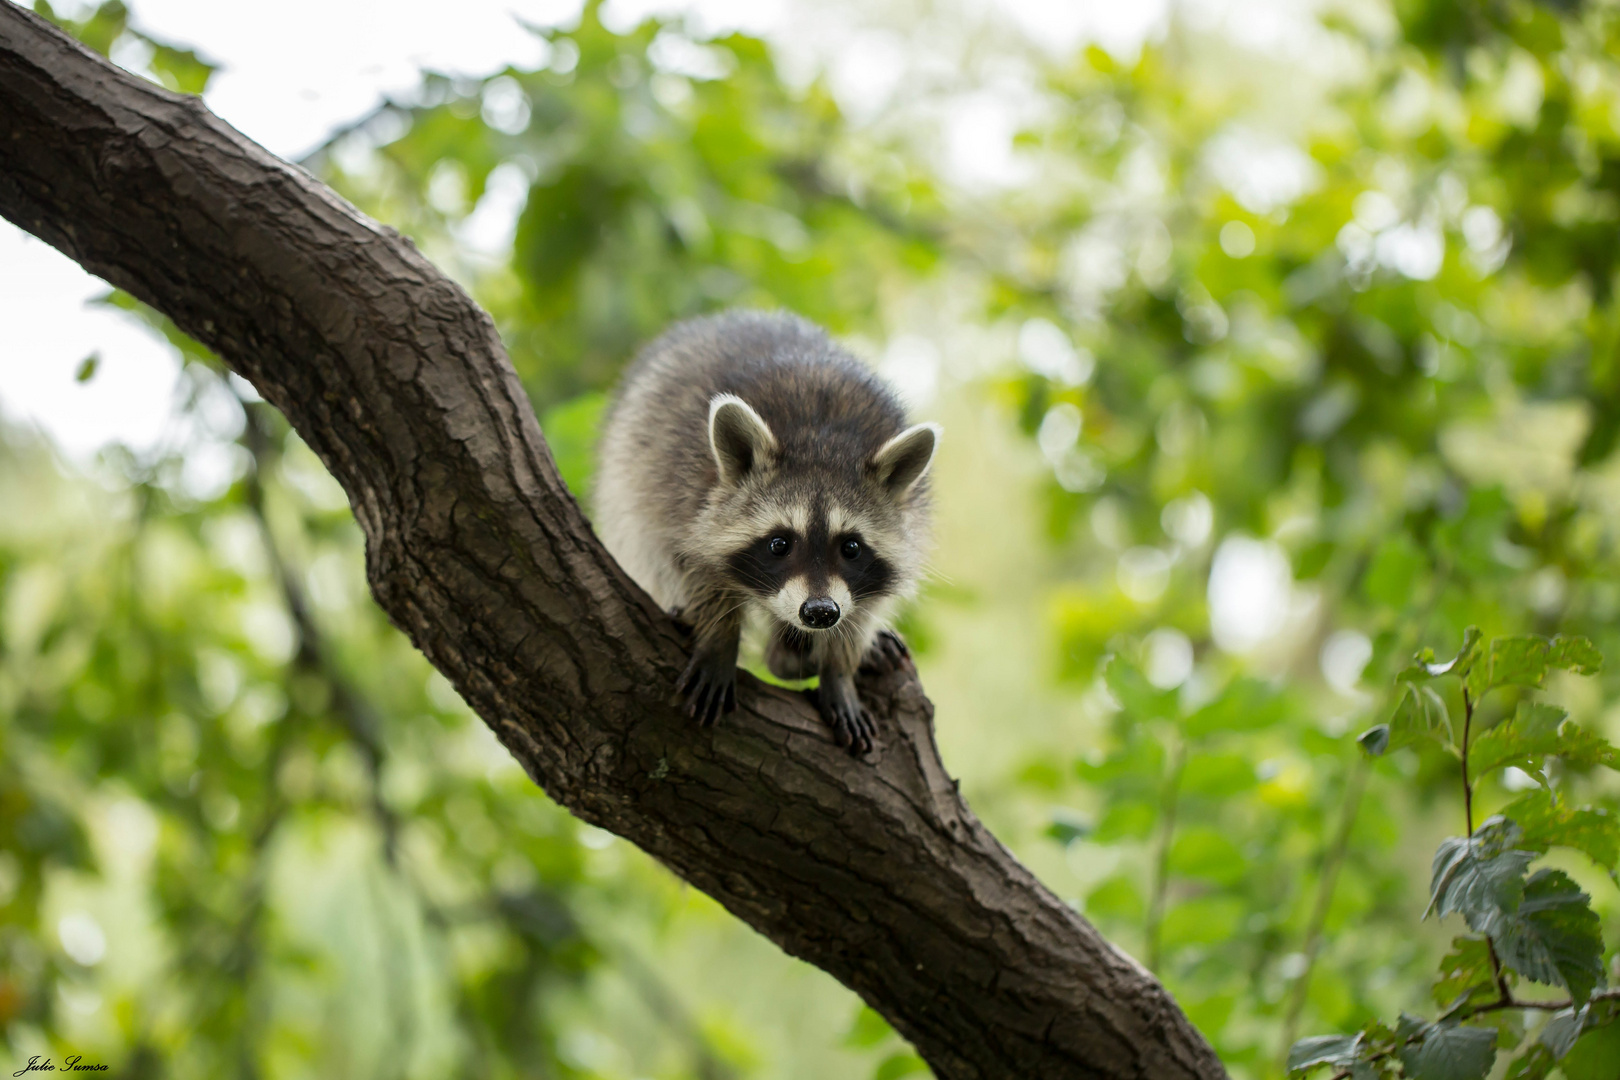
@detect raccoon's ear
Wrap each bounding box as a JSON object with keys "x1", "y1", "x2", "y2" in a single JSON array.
[
  {"x1": 870, "y1": 422, "x2": 941, "y2": 496},
  {"x1": 709, "y1": 394, "x2": 778, "y2": 485}
]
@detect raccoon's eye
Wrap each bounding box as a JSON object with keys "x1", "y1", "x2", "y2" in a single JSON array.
[
  {"x1": 841, "y1": 539, "x2": 861, "y2": 560},
  {"x1": 768, "y1": 536, "x2": 791, "y2": 557}
]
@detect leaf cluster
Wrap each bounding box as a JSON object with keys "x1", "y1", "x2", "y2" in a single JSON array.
[{"x1": 1291, "y1": 630, "x2": 1618, "y2": 1079}]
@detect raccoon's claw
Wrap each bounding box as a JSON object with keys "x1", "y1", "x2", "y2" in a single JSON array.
[
  {"x1": 676, "y1": 650, "x2": 736, "y2": 727},
  {"x1": 829, "y1": 705, "x2": 875, "y2": 756},
  {"x1": 814, "y1": 676, "x2": 875, "y2": 756},
  {"x1": 860, "y1": 629, "x2": 911, "y2": 676}
]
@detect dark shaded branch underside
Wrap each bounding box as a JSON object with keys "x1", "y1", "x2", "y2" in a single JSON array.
[{"x1": 0, "y1": 7, "x2": 1225, "y2": 1078}]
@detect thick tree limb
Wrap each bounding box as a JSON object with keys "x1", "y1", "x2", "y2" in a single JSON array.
[{"x1": 0, "y1": 6, "x2": 1225, "y2": 1077}]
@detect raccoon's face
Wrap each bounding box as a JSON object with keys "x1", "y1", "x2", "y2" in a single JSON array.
[{"x1": 705, "y1": 394, "x2": 938, "y2": 632}]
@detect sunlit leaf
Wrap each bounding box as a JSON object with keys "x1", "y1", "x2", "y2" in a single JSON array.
[
  {"x1": 1501, "y1": 789, "x2": 1620, "y2": 876},
  {"x1": 1468, "y1": 702, "x2": 1569, "y2": 781},
  {"x1": 142, "y1": 39, "x2": 216, "y2": 95},
  {"x1": 1178, "y1": 752, "x2": 1257, "y2": 798},
  {"x1": 1168, "y1": 826, "x2": 1247, "y2": 885},
  {"x1": 1400, "y1": 628, "x2": 1483, "y2": 684},
  {"x1": 1362, "y1": 535, "x2": 1426, "y2": 609},
  {"x1": 539, "y1": 391, "x2": 608, "y2": 501},
  {"x1": 1082, "y1": 875, "x2": 1144, "y2": 922},
  {"x1": 873, "y1": 1051, "x2": 928, "y2": 1080},
  {"x1": 844, "y1": 1006, "x2": 895, "y2": 1049},
  {"x1": 1181, "y1": 677, "x2": 1286, "y2": 737},
  {"x1": 1482, "y1": 635, "x2": 1604, "y2": 695}
]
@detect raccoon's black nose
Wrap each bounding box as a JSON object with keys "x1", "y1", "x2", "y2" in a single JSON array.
[{"x1": 799, "y1": 597, "x2": 841, "y2": 629}]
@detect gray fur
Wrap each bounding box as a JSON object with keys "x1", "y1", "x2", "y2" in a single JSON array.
[{"x1": 592, "y1": 309, "x2": 938, "y2": 752}]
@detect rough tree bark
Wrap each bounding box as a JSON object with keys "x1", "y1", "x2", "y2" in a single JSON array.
[{"x1": 0, "y1": 6, "x2": 1226, "y2": 1077}]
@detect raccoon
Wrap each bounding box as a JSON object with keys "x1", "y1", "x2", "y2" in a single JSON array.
[{"x1": 593, "y1": 310, "x2": 939, "y2": 754}]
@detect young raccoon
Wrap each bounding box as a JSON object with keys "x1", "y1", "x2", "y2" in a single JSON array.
[{"x1": 594, "y1": 310, "x2": 939, "y2": 754}]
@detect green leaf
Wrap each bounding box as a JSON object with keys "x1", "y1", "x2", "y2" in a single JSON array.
[
  {"x1": 1093, "y1": 798, "x2": 1158, "y2": 842},
  {"x1": 1168, "y1": 826, "x2": 1247, "y2": 885},
  {"x1": 1547, "y1": 637, "x2": 1601, "y2": 676},
  {"x1": 1504, "y1": 1044, "x2": 1556, "y2": 1080},
  {"x1": 1083, "y1": 875, "x2": 1144, "y2": 921},
  {"x1": 57, "y1": 0, "x2": 129, "y2": 56},
  {"x1": 1178, "y1": 752, "x2": 1258, "y2": 798},
  {"x1": 1181, "y1": 677, "x2": 1286, "y2": 737},
  {"x1": 1386, "y1": 684, "x2": 1452, "y2": 752},
  {"x1": 1468, "y1": 702, "x2": 1566, "y2": 781},
  {"x1": 1397, "y1": 1018, "x2": 1497, "y2": 1080},
  {"x1": 1472, "y1": 702, "x2": 1618, "y2": 782},
  {"x1": 1501, "y1": 789, "x2": 1620, "y2": 875},
  {"x1": 1400, "y1": 627, "x2": 1483, "y2": 683},
  {"x1": 75, "y1": 353, "x2": 99, "y2": 382},
  {"x1": 1432, "y1": 936, "x2": 1500, "y2": 1010},
  {"x1": 1158, "y1": 895, "x2": 1245, "y2": 949},
  {"x1": 1426, "y1": 821, "x2": 1532, "y2": 929},
  {"x1": 540, "y1": 391, "x2": 607, "y2": 502},
  {"x1": 1358, "y1": 723, "x2": 1391, "y2": 756},
  {"x1": 1481, "y1": 635, "x2": 1604, "y2": 696},
  {"x1": 141, "y1": 39, "x2": 216, "y2": 95},
  {"x1": 1363, "y1": 534, "x2": 1426, "y2": 609},
  {"x1": 1539, "y1": 1006, "x2": 1588, "y2": 1059},
  {"x1": 1491, "y1": 869, "x2": 1605, "y2": 1005},
  {"x1": 1287, "y1": 1033, "x2": 1359, "y2": 1073},
  {"x1": 843, "y1": 1006, "x2": 893, "y2": 1049},
  {"x1": 1485, "y1": 637, "x2": 1557, "y2": 692},
  {"x1": 1561, "y1": 1017, "x2": 1620, "y2": 1080},
  {"x1": 872, "y1": 1051, "x2": 928, "y2": 1080}
]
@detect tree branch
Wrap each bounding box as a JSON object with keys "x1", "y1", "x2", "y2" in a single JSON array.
[{"x1": 0, "y1": 6, "x2": 1224, "y2": 1076}]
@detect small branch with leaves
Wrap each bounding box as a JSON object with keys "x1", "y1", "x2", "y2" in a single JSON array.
[{"x1": 1289, "y1": 629, "x2": 1619, "y2": 1080}]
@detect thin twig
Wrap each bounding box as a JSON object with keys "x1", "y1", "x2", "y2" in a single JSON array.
[
  {"x1": 1461, "y1": 687, "x2": 1476, "y2": 837},
  {"x1": 1458, "y1": 685, "x2": 1513, "y2": 1001}
]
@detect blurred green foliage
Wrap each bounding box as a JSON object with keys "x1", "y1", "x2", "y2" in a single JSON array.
[{"x1": 7, "y1": 0, "x2": 1620, "y2": 1077}]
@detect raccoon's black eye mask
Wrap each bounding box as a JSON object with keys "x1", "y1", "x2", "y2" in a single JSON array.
[
  {"x1": 838, "y1": 537, "x2": 895, "y2": 600},
  {"x1": 727, "y1": 531, "x2": 802, "y2": 596},
  {"x1": 725, "y1": 529, "x2": 896, "y2": 601}
]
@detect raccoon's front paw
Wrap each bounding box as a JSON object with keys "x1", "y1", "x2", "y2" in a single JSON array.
[
  {"x1": 676, "y1": 648, "x2": 736, "y2": 727},
  {"x1": 814, "y1": 675, "x2": 874, "y2": 756},
  {"x1": 859, "y1": 629, "x2": 910, "y2": 676}
]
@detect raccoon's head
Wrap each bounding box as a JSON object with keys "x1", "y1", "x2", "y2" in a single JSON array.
[{"x1": 702, "y1": 394, "x2": 939, "y2": 633}]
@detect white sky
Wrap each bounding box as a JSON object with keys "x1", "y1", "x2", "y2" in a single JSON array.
[{"x1": 0, "y1": 0, "x2": 1311, "y2": 461}]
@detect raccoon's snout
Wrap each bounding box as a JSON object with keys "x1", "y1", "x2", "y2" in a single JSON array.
[{"x1": 799, "y1": 597, "x2": 841, "y2": 629}]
